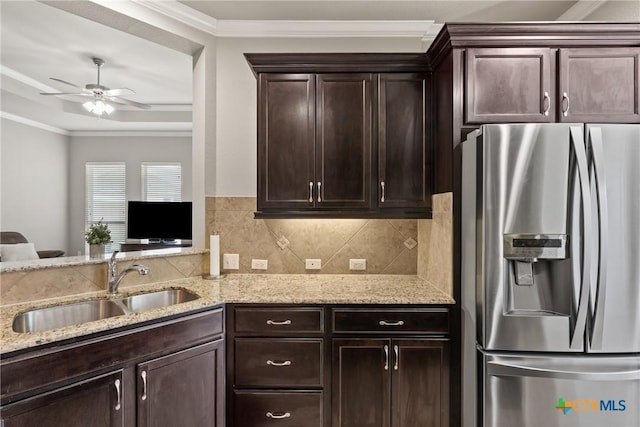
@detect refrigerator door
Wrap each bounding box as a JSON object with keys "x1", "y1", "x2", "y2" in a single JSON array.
[
  {"x1": 477, "y1": 124, "x2": 592, "y2": 352},
  {"x1": 586, "y1": 124, "x2": 640, "y2": 353},
  {"x1": 482, "y1": 352, "x2": 640, "y2": 427}
]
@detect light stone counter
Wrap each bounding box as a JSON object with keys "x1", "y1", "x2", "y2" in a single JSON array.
[{"x1": 1, "y1": 274, "x2": 453, "y2": 355}]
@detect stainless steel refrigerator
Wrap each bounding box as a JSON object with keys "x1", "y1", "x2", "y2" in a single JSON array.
[{"x1": 461, "y1": 123, "x2": 640, "y2": 427}]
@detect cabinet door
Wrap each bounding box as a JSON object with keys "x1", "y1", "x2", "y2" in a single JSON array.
[
  {"x1": 391, "y1": 339, "x2": 449, "y2": 427},
  {"x1": 466, "y1": 48, "x2": 554, "y2": 123},
  {"x1": 558, "y1": 48, "x2": 640, "y2": 123},
  {"x1": 332, "y1": 339, "x2": 390, "y2": 427},
  {"x1": 1, "y1": 370, "x2": 124, "y2": 427},
  {"x1": 378, "y1": 73, "x2": 431, "y2": 209},
  {"x1": 258, "y1": 74, "x2": 315, "y2": 210},
  {"x1": 316, "y1": 74, "x2": 373, "y2": 209},
  {"x1": 137, "y1": 340, "x2": 224, "y2": 427}
]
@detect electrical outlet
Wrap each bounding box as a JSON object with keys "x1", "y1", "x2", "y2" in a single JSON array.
[
  {"x1": 349, "y1": 258, "x2": 367, "y2": 271},
  {"x1": 305, "y1": 258, "x2": 322, "y2": 270},
  {"x1": 251, "y1": 259, "x2": 268, "y2": 270},
  {"x1": 223, "y1": 253, "x2": 239, "y2": 270}
]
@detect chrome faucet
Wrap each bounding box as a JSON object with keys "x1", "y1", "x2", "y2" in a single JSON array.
[{"x1": 108, "y1": 251, "x2": 149, "y2": 294}]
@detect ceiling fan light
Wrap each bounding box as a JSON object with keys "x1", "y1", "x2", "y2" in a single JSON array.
[
  {"x1": 104, "y1": 103, "x2": 114, "y2": 115},
  {"x1": 83, "y1": 101, "x2": 94, "y2": 112}
]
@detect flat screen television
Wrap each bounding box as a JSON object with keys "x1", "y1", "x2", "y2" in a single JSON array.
[{"x1": 127, "y1": 201, "x2": 192, "y2": 242}]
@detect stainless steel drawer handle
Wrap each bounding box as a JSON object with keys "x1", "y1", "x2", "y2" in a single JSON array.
[
  {"x1": 394, "y1": 344, "x2": 399, "y2": 371},
  {"x1": 543, "y1": 91, "x2": 550, "y2": 116},
  {"x1": 562, "y1": 92, "x2": 570, "y2": 117},
  {"x1": 267, "y1": 360, "x2": 292, "y2": 367},
  {"x1": 317, "y1": 182, "x2": 322, "y2": 203},
  {"x1": 384, "y1": 345, "x2": 389, "y2": 371},
  {"x1": 114, "y1": 379, "x2": 121, "y2": 411},
  {"x1": 380, "y1": 181, "x2": 386, "y2": 202},
  {"x1": 266, "y1": 319, "x2": 292, "y2": 326},
  {"x1": 379, "y1": 320, "x2": 405, "y2": 326},
  {"x1": 308, "y1": 181, "x2": 313, "y2": 203},
  {"x1": 266, "y1": 412, "x2": 291, "y2": 419},
  {"x1": 141, "y1": 370, "x2": 148, "y2": 401}
]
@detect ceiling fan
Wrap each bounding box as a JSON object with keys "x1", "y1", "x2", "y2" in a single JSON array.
[{"x1": 40, "y1": 57, "x2": 151, "y2": 115}]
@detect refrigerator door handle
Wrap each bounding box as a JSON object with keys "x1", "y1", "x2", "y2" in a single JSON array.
[
  {"x1": 587, "y1": 127, "x2": 608, "y2": 351},
  {"x1": 569, "y1": 126, "x2": 592, "y2": 350},
  {"x1": 487, "y1": 360, "x2": 640, "y2": 381}
]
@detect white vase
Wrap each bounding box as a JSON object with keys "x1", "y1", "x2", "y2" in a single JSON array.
[{"x1": 89, "y1": 243, "x2": 105, "y2": 258}]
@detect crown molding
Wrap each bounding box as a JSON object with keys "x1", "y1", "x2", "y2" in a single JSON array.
[
  {"x1": 69, "y1": 130, "x2": 192, "y2": 137},
  {"x1": 0, "y1": 66, "x2": 58, "y2": 93},
  {"x1": 0, "y1": 111, "x2": 70, "y2": 136},
  {"x1": 217, "y1": 20, "x2": 440, "y2": 40},
  {"x1": 133, "y1": 0, "x2": 440, "y2": 40}
]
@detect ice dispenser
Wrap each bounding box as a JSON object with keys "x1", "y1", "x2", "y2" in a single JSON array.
[{"x1": 503, "y1": 233, "x2": 571, "y2": 315}]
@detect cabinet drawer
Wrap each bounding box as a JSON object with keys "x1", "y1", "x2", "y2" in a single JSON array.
[
  {"x1": 234, "y1": 391, "x2": 322, "y2": 427},
  {"x1": 234, "y1": 339, "x2": 323, "y2": 387},
  {"x1": 234, "y1": 307, "x2": 324, "y2": 335},
  {"x1": 332, "y1": 308, "x2": 449, "y2": 334}
]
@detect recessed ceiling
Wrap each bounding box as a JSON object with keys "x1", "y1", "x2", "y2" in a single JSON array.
[
  {"x1": 2, "y1": 0, "x2": 637, "y2": 133},
  {"x1": 1, "y1": 1, "x2": 192, "y2": 133}
]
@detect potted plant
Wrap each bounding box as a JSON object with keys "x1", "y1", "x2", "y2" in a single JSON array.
[{"x1": 85, "y1": 220, "x2": 111, "y2": 258}]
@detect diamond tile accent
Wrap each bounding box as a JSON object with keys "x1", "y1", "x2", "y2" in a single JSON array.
[
  {"x1": 404, "y1": 237, "x2": 417, "y2": 250},
  {"x1": 277, "y1": 235, "x2": 290, "y2": 250}
]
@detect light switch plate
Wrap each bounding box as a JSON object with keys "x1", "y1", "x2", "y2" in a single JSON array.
[
  {"x1": 305, "y1": 258, "x2": 322, "y2": 270},
  {"x1": 251, "y1": 259, "x2": 268, "y2": 270},
  {"x1": 223, "y1": 253, "x2": 239, "y2": 270},
  {"x1": 349, "y1": 259, "x2": 367, "y2": 270}
]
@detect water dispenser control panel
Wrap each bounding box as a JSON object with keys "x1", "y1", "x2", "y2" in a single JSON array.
[{"x1": 503, "y1": 234, "x2": 568, "y2": 262}]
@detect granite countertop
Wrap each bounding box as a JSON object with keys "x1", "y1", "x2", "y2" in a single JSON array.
[{"x1": 0, "y1": 274, "x2": 454, "y2": 355}]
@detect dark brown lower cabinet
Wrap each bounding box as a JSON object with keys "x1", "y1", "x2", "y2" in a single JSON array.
[
  {"x1": 332, "y1": 338, "x2": 449, "y2": 427},
  {"x1": 1, "y1": 308, "x2": 225, "y2": 427},
  {"x1": 234, "y1": 391, "x2": 323, "y2": 427},
  {"x1": 1, "y1": 370, "x2": 124, "y2": 427},
  {"x1": 136, "y1": 340, "x2": 224, "y2": 427}
]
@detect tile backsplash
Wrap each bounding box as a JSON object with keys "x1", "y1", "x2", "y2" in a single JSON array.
[{"x1": 206, "y1": 195, "x2": 452, "y2": 284}]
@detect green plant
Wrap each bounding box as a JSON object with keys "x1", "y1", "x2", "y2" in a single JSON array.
[{"x1": 85, "y1": 221, "x2": 112, "y2": 245}]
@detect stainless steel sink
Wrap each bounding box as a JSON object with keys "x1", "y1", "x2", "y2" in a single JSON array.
[
  {"x1": 12, "y1": 288, "x2": 200, "y2": 333},
  {"x1": 119, "y1": 289, "x2": 199, "y2": 313},
  {"x1": 12, "y1": 299, "x2": 126, "y2": 333}
]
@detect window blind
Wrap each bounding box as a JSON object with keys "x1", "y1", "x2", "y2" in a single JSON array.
[
  {"x1": 142, "y1": 162, "x2": 182, "y2": 202},
  {"x1": 86, "y1": 162, "x2": 126, "y2": 252}
]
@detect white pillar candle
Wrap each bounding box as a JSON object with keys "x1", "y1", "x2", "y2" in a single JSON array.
[{"x1": 210, "y1": 234, "x2": 220, "y2": 277}]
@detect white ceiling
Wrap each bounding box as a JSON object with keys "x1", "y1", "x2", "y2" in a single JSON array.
[{"x1": 1, "y1": 0, "x2": 638, "y2": 133}]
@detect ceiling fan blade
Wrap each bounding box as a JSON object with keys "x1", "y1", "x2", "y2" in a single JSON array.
[
  {"x1": 49, "y1": 77, "x2": 83, "y2": 89},
  {"x1": 106, "y1": 95, "x2": 151, "y2": 110},
  {"x1": 104, "y1": 88, "x2": 135, "y2": 96},
  {"x1": 40, "y1": 92, "x2": 88, "y2": 96}
]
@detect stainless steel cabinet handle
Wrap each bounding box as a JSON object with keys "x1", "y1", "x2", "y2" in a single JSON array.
[
  {"x1": 141, "y1": 371, "x2": 148, "y2": 401},
  {"x1": 266, "y1": 412, "x2": 291, "y2": 419},
  {"x1": 379, "y1": 320, "x2": 405, "y2": 326},
  {"x1": 380, "y1": 181, "x2": 386, "y2": 202},
  {"x1": 267, "y1": 360, "x2": 292, "y2": 367},
  {"x1": 543, "y1": 91, "x2": 550, "y2": 116},
  {"x1": 317, "y1": 182, "x2": 322, "y2": 203},
  {"x1": 393, "y1": 345, "x2": 399, "y2": 371},
  {"x1": 562, "y1": 92, "x2": 570, "y2": 117},
  {"x1": 114, "y1": 379, "x2": 121, "y2": 411},
  {"x1": 266, "y1": 319, "x2": 292, "y2": 326},
  {"x1": 383, "y1": 345, "x2": 389, "y2": 371},
  {"x1": 308, "y1": 181, "x2": 313, "y2": 203}
]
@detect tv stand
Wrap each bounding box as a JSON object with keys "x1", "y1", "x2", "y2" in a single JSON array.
[{"x1": 119, "y1": 242, "x2": 192, "y2": 252}]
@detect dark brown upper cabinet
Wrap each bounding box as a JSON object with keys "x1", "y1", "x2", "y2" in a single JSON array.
[
  {"x1": 247, "y1": 53, "x2": 432, "y2": 219},
  {"x1": 315, "y1": 74, "x2": 373, "y2": 210},
  {"x1": 465, "y1": 48, "x2": 555, "y2": 124},
  {"x1": 558, "y1": 47, "x2": 640, "y2": 123},
  {"x1": 378, "y1": 73, "x2": 431, "y2": 209},
  {"x1": 258, "y1": 73, "x2": 315, "y2": 211},
  {"x1": 428, "y1": 22, "x2": 640, "y2": 193}
]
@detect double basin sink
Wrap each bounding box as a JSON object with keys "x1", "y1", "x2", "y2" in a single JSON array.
[{"x1": 12, "y1": 288, "x2": 199, "y2": 333}]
